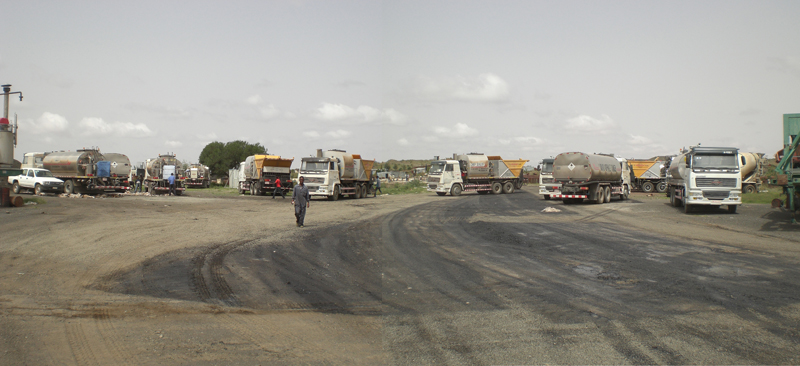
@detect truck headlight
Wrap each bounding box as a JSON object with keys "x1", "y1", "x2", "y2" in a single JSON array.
[{"x1": 729, "y1": 192, "x2": 739, "y2": 198}]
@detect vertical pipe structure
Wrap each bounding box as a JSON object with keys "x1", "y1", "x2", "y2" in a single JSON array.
[{"x1": 1, "y1": 84, "x2": 23, "y2": 207}]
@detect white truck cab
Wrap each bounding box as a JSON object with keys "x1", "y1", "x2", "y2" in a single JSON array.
[
  {"x1": 667, "y1": 146, "x2": 742, "y2": 213},
  {"x1": 538, "y1": 158, "x2": 561, "y2": 200}
]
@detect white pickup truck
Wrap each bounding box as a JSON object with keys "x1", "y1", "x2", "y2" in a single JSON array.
[{"x1": 8, "y1": 168, "x2": 65, "y2": 195}]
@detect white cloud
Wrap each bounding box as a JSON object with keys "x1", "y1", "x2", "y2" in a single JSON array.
[
  {"x1": 565, "y1": 114, "x2": 617, "y2": 134},
  {"x1": 25, "y1": 112, "x2": 69, "y2": 134},
  {"x1": 246, "y1": 94, "x2": 290, "y2": 120},
  {"x1": 397, "y1": 138, "x2": 409, "y2": 146},
  {"x1": 434, "y1": 123, "x2": 479, "y2": 137},
  {"x1": 628, "y1": 134, "x2": 652, "y2": 146},
  {"x1": 303, "y1": 131, "x2": 320, "y2": 138},
  {"x1": 499, "y1": 136, "x2": 542, "y2": 146},
  {"x1": 326, "y1": 129, "x2": 351, "y2": 139},
  {"x1": 78, "y1": 117, "x2": 153, "y2": 137},
  {"x1": 313, "y1": 103, "x2": 407, "y2": 125},
  {"x1": 408, "y1": 73, "x2": 511, "y2": 103},
  {"x1": 165, "y1": 140, "x2": 183, "y2": 147}
]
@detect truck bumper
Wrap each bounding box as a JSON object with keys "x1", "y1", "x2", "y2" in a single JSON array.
[
  {"x1": 427, "y1": 185, "x2": 449, "y2": 193},
  {"x1": 685, "y1": 189, "x2": 742, "y2": 205},
  {"x1": 551, "y1": 194, "x2": 586, "y2": 199}
]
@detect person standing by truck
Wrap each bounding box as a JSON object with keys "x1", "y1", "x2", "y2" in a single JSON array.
[
  {"x1": 168, "y1": 173, "x2": 176, "y2": 196},
  {"x1": 374, "y1": 176, "x2": 382, "y2": 197},
  {"x1": 292, "y1": 176, "x2": 310, "y2": 227},
  {"x1": 272, "y1": 177, "x2": 285, "y2": 199}
]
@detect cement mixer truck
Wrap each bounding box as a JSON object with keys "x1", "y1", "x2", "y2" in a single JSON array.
[
  {"x1": 299, "y1": 149, "x2": 374, "y2": 200},
  {"x1": 665, "y1": 146, "x2": 741, "y2": 213},
  {"x1": 427, "y1": 153, "x2": 527, "y2": 196},
  {"x1": 551, "y1": 152, "x2": 631, "y2": 204},
  {"x1": 739, "y1": 152, "x2": 764, "y2": 194},
  {"x1": 144, "y1": 153, "x2": 184, "y2": 195},
  {"x1": 239, "y1": 154, "x2": 293, "y2": 195},
  {"x1": 42, "y1": 149, "x2": 130, "y2": 194}
]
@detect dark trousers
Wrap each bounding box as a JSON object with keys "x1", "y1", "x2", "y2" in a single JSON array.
[
  {"x1": 169, "y1": 183, "x2": 176, "y2": 195},
  {"x1": 295, "y1": 205, "x2": 307, "y2": 225},
  {"x1": 273, "y1": 187, "x2": 285, "y2": 198}
]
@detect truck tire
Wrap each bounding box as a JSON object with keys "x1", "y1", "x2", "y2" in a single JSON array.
[
  {"x1": 684, "y1": 202, "x2": 692, "y2": 213},
  {"x1": 238, "y1": 183, "x2": 245, "y2": 195},
  {"x1": 12, "y1": 182, "x2": 20, "y2": 194},
  {"x1": 451, "y1": 184, "x2": 462, "y2": 196},
  {"x1": 728, "y1": 205, "x2": 737, "y2": 213},
  {"x1": 744, "y1": 185, "x2": 756, "y2": 194},
  {"x1": 515, "y1": 180, "x2": 523, "y2": 189},
  {"x1": 34, "y1": 184, "x2": 43, "y2": 195},
  {"x1": 175, "y1": 189, "x2": 183, "y2": 196},
  {"x1": 620, "y1": 185, "x2": 629, "y2": 200},
  {"x1": 594, "y1": 186, "x2": 604, "y2": 204},
  {"x1": 354, "y1": 185, "x2": 362, "y2": 199},
  {"x1": 329, "y1": 186, "x2": 340, "y2": 201},
  {"x1": 642, "y1": 181, "x2": 654, "y2": 193},
  {"x1": 502, "y1": 181, "x2": 515, "y2": 194},
  {"x1": 604, "y1": 186, "x2": 611, "y2": 203},
  {"x1": 491, "y1": 182, "x2": 502, "y2": 194},
  {"x1": 544, "y1": 195, "x2": 551, "y2": 200},
  {"x1": 656, "y1": 181, "x2": 667, "y2": 193},
  {"x1": 64, "y1": 180, "x2": 74, "y2": 194}
]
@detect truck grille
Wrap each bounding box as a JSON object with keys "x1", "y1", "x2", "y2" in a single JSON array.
[
  {"x1": 541, "y1": 177, "x2": 554, "y2": 183},
  {"x1": 303, "y1": 177, "x2": 325, "y2": 184},
  {"x1": 696, "y1": 178, "x2": 736, "y2": 188},
  {"x1": 703, "y1": 191, "x2": 731, "y2": 199},
  {"x1": 428, "y1": 184, "x2": 437, "y2": 189},
  {"x1": 427, "y1": 176, "x2": 440, "y2": 183}
]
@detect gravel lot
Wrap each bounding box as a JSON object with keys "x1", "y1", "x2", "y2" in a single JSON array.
[{"x1": 1, "y1": 188, "x2": 798, "y2": 365}]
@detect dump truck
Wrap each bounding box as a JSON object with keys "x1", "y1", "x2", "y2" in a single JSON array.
[
  {"x1": 185, "y1": 164, "x2": 211, "y2": 188},
  {"x1": 551, "y1": 152, "x2": 631, "y2": 204},
  {"x1": 299, "y1": 149, "x2": 374, "y2": 200},
  {"x1": 769, "y1": 113, "x2": 800, "y2": 223},
  {"x1": 538, "y1": 158, "x2": 561, "y2": 199},
  {"x1": 739, "y1": 152, "x2": 764, "y2": 194},
  {"x1": 628, "y1": 159, "x2": 667, "y2": 193},
  {"x1": 239, "y1": 154, "x2": 294, "y2": 195},
  {"x1": 144, "y1": 153, "x2": 184, "y2": 195},
  {"x1": 42, "y1": 149, "x2": 130, "y2": 194},
  {"x1": 427, "y1": 153, "x2": 527, "y2": 196},
  {"x1": 665, "y1": 146, "x2": 741, "y2": 213}
]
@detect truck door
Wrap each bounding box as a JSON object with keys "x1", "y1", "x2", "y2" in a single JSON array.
[{"x1": 443, "y1": 163, "x2": 455, "y2": 186}]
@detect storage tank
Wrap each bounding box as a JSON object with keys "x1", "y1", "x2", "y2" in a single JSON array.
[
  {"x1": 146, "y1": 154, "x2": 180, "y2": 179},
  {"x1": 102, "y1": 153, "x2": 132, "y2": 177},
  {"x1": 457, "y1": 153, "x2": 490, "y2": 178},
  {"x1": 43, "y1": 149, "x2": 103, "y2": 177},
  {"x1": 553, "y1": 152, "x2": 623, "y2": 183},
  {"x1": 739, "y1": 152, "x2": 758, "y2": 178},
  {"x1": 243, "y1": 155, "x2": 257, "y2": 179}
]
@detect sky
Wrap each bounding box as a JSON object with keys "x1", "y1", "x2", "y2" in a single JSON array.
[{"x1": 1, "y1": 0, "x2": 799, "y2": 170}]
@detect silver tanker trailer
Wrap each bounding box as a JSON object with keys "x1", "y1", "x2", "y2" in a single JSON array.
[
  {"x1": 551, "y1": 152, "x2": 631, "y2": 204},
  {"x1": 42, "y1": 148, "x2": 129, "y2": 194},
  {"x1": 144, "y1": 153, "x2": 185, "y2": 195},
  {"x1": 101, "y1": 152, "x2": 132, "y2": 192}
]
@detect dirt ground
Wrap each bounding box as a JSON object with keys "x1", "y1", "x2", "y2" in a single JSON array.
[{"x1": 1, "y1": 187, "x2": 799, "y2": 365}]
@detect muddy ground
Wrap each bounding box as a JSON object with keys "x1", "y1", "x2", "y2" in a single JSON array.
[{"x1": 1, "y1": 187, "x2": 799, "y2": 365}]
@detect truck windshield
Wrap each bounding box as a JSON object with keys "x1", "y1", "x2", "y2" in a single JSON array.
[
  {"x1": 429, "y1": 162, "x2": 445, "y2": 174},
  {"x1": 35, "y1": 170, "x2": 54, "y2": 178},
  {"x1": 542, "y1": 162, "x2": 553, "y2": 173},
  {"x1": 692, "y1": 154, "x2": 738, "y2": 169},
  {"x1": 302, "y1": 161, "x2": 328, "y2": 171}
]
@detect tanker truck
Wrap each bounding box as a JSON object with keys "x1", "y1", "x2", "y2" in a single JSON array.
[
  {"x1": 101, "y1": 152, "x2": 132, "y2": 192},
  {"x1": 299, "y1": 149, "x2": 374, "y2": 200},
  {"x1": 42, "y1": 149, "x2": 129, "y2": 194},
  {"x1": 551, "y1": 152, "x2": 631, "y2": 204},
  {"x1": 144, "y1": 153, "x2": 184, "y2": 195},
  {"x1": 427, "y1": 153, "x2": 527, "y2": 196},
  {"x1": 628, "y1": 159, "x2": 667, "y2": 193},
  {"x1": 538, "y1": 158, "x2": 561, "y2": 199},
  {"x1": 665, "y1": 146, "x2": 741, "y2": 213},
  {"x1": 239, "y1": 154, "x2": 294, "y2": 195},
  {"x1": 739, "y1": 152, "x2": 764, "y2": 194},
  {"x1": 185, "y1": 164, "x2": 211, "y2": 188}
]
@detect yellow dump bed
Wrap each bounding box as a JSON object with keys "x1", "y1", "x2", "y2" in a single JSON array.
[
  {"x1": 254, "y1": 154, "x2": 294, "y2": 170},
  {"x1": 502, "y1": 159, "x2": 528, "y2": 178},
  {"x1": 629, "y1": 160, "x2": 658, "y2": 179},
  {"x1": 361, "y1": 160, "x2": 375, "y2": 180}
]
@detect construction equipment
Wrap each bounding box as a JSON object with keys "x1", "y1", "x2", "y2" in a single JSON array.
[
  {"x1": 427, "y1": 153, "x2": 527, "y2": 196},
  {"x1": 239, "y1": 155, "x2": 293, "y2": 195},
  {"x1": 300, "y1": 149, "x2": 373, "y2": 200},
  {"x1": 770, "y1": 113, "x2": 800, "y2": 223},
  {"x1": 666, "y1": 146, "x2": 741, "y2": 214},
  {"x1": 551, "y1": 152, "x2": 631, "y2": 204}
]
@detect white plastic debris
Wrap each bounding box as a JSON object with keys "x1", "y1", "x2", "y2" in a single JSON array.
[{"x1": 541, "y1": 207, "x2": 561, "y2": 213}]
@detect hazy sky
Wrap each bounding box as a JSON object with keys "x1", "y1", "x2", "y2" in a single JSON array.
[{"x1": 2, "y1": 0, "x2": 798, "y2": 168}]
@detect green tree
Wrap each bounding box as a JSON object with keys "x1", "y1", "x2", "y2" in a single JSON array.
[{"x1": 199, "y1": 140, "x2": 266, "y2": 178}]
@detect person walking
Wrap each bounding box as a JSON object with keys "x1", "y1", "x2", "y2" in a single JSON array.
[
  {"x1": 292, "y1": 176, "x2": 310, "y2": 227},
  {"x1": 168, "y1": 173, "x2": 176, "y2": 196},
  {"x1": 272, "y1": 177, "x2": 285, "y2": 199},
  {"x1": 374, "y1": 176, "x2": 382, "y2": 197}
]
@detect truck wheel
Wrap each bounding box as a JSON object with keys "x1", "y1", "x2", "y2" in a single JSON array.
[
  {"x1": 451, "y1": 184, "x2": 462, "y2": 196},
  {"x1": 620, "y1": 185, "x2": 629, "y2": 200},
  {"x1": 491, "y1": 182, "x2": 502, "y2": 194},
  {"x1": 64, "y1": 180, "x2": 74, "y2": 194},
  {"x1": 594, "y1": 187, "x2": 604, "y2": 204},
  {"x1": 604, "y1": 186, "x2": 611, "y2": 203},
  {"x1": 544, "y1": 195, "x2": 551, "y2": 200},
  {"x1": 354, "y1": 185, "x2": 362, "y2": 199},
  {"x1": 502, "y1": 181, "x2": 515, "y2": 194},
  {"x1": 641, "y1": 181, "x2": 654, "y2": 193},
  {"x1": 329, "y1": 186, "x2": 340, "y2": 201},
  {"x1": 562, "y1": 198, "x2": 571, "y2": 204},
  {"x1": 12, "y1": 182, "x2": 20, "y2": 194},
  {"x1": 728, "y1": 205, "x2": 737, "y2": 213},
  {"x1": 436, "y1": 192, "x2": 447, "y2": 196},
  {"x1": 684, "y1": 202, "x2": 692, "y2": 213},
  {"x1": 743, "y1": 185, "x2": 756, "y2": 194},
  {"x1": 515, "y1": 180, "x2": 523, "y2": 189},
  {"x1": 656, "y1": 181, "x2": 667, "y2": 193},
  {"x1": 238, "y1": 183, "x2": 245, "y2": 194},
  {"x1": 175, "y1": 189, "x2": 183, "y2": 196}
]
